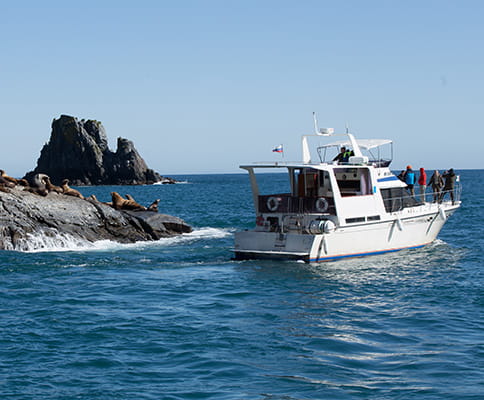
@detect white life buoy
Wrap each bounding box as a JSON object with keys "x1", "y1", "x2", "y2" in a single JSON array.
[
  {"x1": 315, "y1": 197, "x2": 329, "y2": 213},
  {"x1": 267, "y1": 196, "x2": 280, "y2": 212}
]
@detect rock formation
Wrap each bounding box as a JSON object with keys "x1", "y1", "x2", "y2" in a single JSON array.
[
  {"x1": 0, "y1": 187, "x2": 192, "y2": 251},
  {"x1": 24, "y1": 115, "x2": 176, "y2": 186}
]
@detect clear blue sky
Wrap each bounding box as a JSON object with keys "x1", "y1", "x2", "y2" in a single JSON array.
[{"x1": 1, "y1": 0, "x2": 482, "y2": 176}]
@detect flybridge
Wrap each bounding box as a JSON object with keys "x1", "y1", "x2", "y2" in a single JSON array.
[{"x1": 301, "y1": 113, "x2": 392, "y2": 166}]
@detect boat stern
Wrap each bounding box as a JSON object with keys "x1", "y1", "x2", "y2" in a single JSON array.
[{"x1": 234, "y1": 230, "x2": 316, "y2": 262}]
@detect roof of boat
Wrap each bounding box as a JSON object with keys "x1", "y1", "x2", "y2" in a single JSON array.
[
  {"x1": 318, "y1": 138, "x2": 392, "y2": 150},
  {"x1": 240, "y1": 162, "x2": 378, "y2": 169}
]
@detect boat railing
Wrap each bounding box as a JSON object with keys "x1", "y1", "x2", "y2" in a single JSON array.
[
  {"x1": 383, "y1": 183, "x2": 462, "y2": 213},
  {"x1": 258, "y1": 194, "x2": 336, "y2": 215},
  {"x1": 258, "y1": 183, "x2": 461, "y2": 215}
]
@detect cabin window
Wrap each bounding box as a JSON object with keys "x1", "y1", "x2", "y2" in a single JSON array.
[
  {"x1": 295, "y1": 169, "x2": 332, "y2": 198},
  {"x1": 381, "y1": 188, "x2": 419, "y2": 212},
  {"x1": 334, "y1": 167, "x2": 373, "y2": 197}
]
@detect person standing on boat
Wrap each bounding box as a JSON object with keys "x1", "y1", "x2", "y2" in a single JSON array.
[
  {"x1": 418, "y1": 167, "x2": 427, "y2": 202},
  {"x1": 428, "y1": 170, "x2": 444, "y2": 203},
  {"x1": 404, "y1": 165, "x2": 416, "y2": 196},
  {"x1": 343, "y1": 149, "x2": 354, "y2": 163},
  {"x1": 440, "y1": 168, "x2": 457, "y2": 204},
  {"x1": 332, "y1": 147, "x2": 346, "y2": 163}
]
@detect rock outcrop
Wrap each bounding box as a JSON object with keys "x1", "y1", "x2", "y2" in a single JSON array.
[
  {"x1": 24, "y1": 115, "x2": 176, "y2": 186},
  {"x1": 0, "y1": 187, "x2": 192, "y2": 251}
]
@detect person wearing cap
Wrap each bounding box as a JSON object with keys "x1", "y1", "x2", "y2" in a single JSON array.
[
  {"x1": 404, "y1": 165, "x2": 416, "y2": 196},
  {"x1": 440, "y1": 168, "x2": 457, "y2": 204}
]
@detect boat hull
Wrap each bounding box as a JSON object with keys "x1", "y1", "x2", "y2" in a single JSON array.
[{"x1": 234, "y1": 205, "x2": 459, "y2": 263}]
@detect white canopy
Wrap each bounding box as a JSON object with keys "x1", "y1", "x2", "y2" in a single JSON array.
[{"x1": 319, "y1": 139, "x2": 392, "y2": 150}]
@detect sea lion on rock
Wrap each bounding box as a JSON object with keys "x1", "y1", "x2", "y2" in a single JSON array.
[
  {"x1": 125, "y1": 194, "x2": 159, "y2": 211},
  {"x1": 0, "y1": 176, "x2": 15, "y2": 188},
  {"x1": 26, "y1": 173, "x2": 48, "y2": 196},
  {"x1": 86, "y1": 194, "x2": 113, "y2": 206},
  {"x1": 147, "y1": 199, "x2": 160, "y2": 212},
  {"x1": 0, "y1": 169, "x2": 19, "y2": 185},
  {"x1": 32, "y1": 173, "x2": 48, "y2": 188},
  {"x1": 43, "y1": 176, "x2": 63, "y2": 194},
  {"x1": 61, "y1": 179, "x2": 84, "y2": 199},
  {"x1": 111, "y1": 191, "x2": 146, "y2": 211},
  {"x1": 16, "y1": 179, "x2": 29, "y2": 187}
]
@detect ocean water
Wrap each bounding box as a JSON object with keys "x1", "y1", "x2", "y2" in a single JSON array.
[{"x1": 0, "y1": 170, "x2": 482, "y2": 400}]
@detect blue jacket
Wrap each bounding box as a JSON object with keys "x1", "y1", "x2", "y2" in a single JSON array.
[{"x1": 405, "y1": 170, "x2": 416, "y2": 185}]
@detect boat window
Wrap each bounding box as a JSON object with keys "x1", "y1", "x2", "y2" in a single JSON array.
[
  {"x1": 381, "y1": 188, "x2": 420, "y2": 212},
  {"x1": 334, "y1": 167, "x2": 373, "y2": 197},
  {"x1": 254, "y1": 169, "x2": 291, "y2": 196},
  {"x1": 294, "y1": 169, "x2": 333, "y2": 198}
]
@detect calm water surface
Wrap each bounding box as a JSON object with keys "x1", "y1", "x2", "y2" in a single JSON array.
[{"x1": 1, "y1": 170, "x2": 482, "y2": 399}]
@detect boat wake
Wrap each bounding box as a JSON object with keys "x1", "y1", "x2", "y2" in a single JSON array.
[{"x1": 13, "y1": 227, "x2": 232, "y2": 253}]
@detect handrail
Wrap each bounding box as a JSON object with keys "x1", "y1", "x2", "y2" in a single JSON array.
[{"x1": 383, "y1": 183, "x2": 462, "y2": 213}]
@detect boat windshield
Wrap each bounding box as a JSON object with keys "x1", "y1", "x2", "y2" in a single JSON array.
[{"x1": 317, "y1": 139, "x2": 393, "y2": 167}]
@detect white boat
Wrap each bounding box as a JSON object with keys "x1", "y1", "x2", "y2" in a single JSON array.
[{"x1": 234, "y1": 119, "x2": 461, "y2": 263}]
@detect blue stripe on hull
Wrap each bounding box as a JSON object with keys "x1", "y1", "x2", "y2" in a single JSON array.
[
  {"x1": 377, "y1": 176, "x2": 399, "y2": 182},
  {"x1": 309, "y1": 243, "x2": 429, "y2": 263}
]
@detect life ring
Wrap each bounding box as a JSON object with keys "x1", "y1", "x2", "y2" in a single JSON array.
[
  {"x1": 315, "y1": 197, "x2": 329, "y2": 213},
  {"x1": 266, "y1": 196, "x2": 280, "y2": 212}
]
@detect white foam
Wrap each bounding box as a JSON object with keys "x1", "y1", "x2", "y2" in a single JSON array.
[
  {"x1": 13, "y1": 227, "x2": 232, "y2": 253},
  {"x1": 152, "y1": 180, "x2": 190, "y2": 185}
]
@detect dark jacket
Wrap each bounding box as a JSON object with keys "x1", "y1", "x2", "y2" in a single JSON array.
[
  {"x1": 429, "y1": 171, "x2": 444, "y2": 189},
  {"x1": 443, "y1": 169, "x2": 456, "y2": 190}
]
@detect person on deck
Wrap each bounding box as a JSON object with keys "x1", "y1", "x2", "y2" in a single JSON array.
[
  {"x1": 332, "y1": 147, "x2": 346, "y2": 163},
  {"x1": 343, "y1": 149, "x2": 354, "y2": 163},
  {"x1": 428, "y1": 170, "x2": 444, "y2": 203},
  {"x1": 418, "y1": 168, "x2": 427, "y2": 203},
  {"x1": 404, "y1": 165, "x2": 416, "y2": 196},
  {"x1": 440, "y1": 168, "x2": 457, "y2": 204}
]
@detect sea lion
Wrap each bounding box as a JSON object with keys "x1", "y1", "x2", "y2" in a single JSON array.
[
  {"x1": 0, "y1": 169, "x2": 19, "y2": 185},
  {"x1": 86, "y1": 194, "x2": 113, "y2": 206},
  {"x1": 61, "y1": 179, "x2": 84, "y2": 199},
  {"x1": 111, "y1": 191, "x2": 146, "y2": 211},
  {"x1": 147, "y1": 199, "x2": 160, "y2": 212},
  {"x1": 33, "y1": 173, "x2": 49, "y2": 189},
  {"x1": 26, "y1": 173, "x2": 48, "y2": 196},
  {"x1": 16, "y1": 178, "x2": 29, "y2": 187},
  {"x1": 125, "y1": 194, "x2": 159, "y2": 211},
  {"x1": 125, "y1": 193, "x2": 148, "y2": 210},
  {"x1": 43, "y1": 176, "x2": 63, "y2": 194},
  {"x1": 0, "y1": 176, "x2": 15, "y2": 188}
]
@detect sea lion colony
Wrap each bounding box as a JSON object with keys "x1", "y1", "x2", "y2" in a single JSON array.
[{"x1": 0, "y1": 170, "x2": 161, "y2": 212}]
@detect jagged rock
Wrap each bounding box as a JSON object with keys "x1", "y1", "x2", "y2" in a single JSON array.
[
  {"x1": 0, "y1": 187, "x2": 192, "y2": 251},
  {"x1": 24, "y1": 115, "x2": 173, "y2": 186}
]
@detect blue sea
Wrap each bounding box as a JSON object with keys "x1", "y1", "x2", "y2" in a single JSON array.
[{"x1": 1, "y1": 170, "x2": 482, "y2": 400}]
